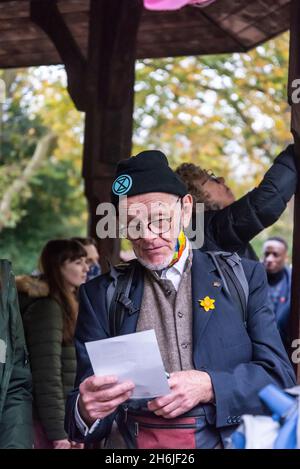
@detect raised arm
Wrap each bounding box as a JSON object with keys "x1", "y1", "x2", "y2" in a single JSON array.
[{"x1": 208, "y1": 144, "x2": 296, "y2": 250}]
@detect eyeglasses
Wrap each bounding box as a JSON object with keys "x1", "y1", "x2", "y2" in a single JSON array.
[
  {"x1": 119, "y1": 196, "x2": 182, "y2": 240},
  {"x1": 201, "y1": 169, "x2": 221, "y2": 186}
]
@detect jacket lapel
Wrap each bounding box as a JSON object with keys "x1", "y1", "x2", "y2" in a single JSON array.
[
  {"x1": 95, "y1": 263, "x2": 144, "y2": 337},
  {"x1": 87, "y1": 277, "x2": 111, "y2": 336},
  {"x1": 191, "y1": 249, "x2": 229, "y2": 368}
]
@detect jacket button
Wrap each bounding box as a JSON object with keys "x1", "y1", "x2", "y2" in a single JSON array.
[
  {"x1": 181, "y1": 343, "x2": 188, "y2": 349},
  {"x1": 178, "y1": 311, "x2": 183, "y2": 318}
]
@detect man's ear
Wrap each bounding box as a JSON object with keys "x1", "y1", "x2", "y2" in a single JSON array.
[
  {"x1": 285, "y1": 253, "x2": 289, "y2": 264},
  {"x1": 181, "y1": 194, "x2": 193, "y2": 228}
]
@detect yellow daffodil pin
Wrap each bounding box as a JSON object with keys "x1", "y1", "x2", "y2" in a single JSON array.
[{"x1": 199, "y1": 296, "x2": 215, "y2": 312}]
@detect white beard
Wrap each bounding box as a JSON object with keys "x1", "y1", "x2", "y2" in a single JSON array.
[
  {"x1": 134, "y1": 250, "x2": 174, "y2": 271},
  {"x1": 132, "y1": 223, "x2": 183, "y2": 271}
]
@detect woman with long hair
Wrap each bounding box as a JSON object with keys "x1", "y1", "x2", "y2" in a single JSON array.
[{"x1": 16, "y1": 239, "x2": 88, "y2": 449}]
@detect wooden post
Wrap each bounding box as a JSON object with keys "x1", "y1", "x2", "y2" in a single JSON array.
[
  {"x1": 31, "y1": 0, "x2": 143, "y2": 269},
  {"x1": 288, "y1": 0, "x2": 300, "y2": 381},
  {"x1": 83, "y1": 0, "x2": 142, "y2": 270}
]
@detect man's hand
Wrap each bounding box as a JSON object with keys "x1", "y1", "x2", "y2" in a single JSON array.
[
  {"x1": 147, "y1": 370, "x2": 214, "y2": 419},
  {"x1": 52, "y1": 439, "x2": 72, "y2": 449},
  {"x1": 52, "y1": 439, "x2": 84, "y2": 449},
  {"x1": 78, "y1": 375, "x2": 135, "y2": 426},
  {"x1": 70, "y1": 440, "x2": 84, "y2": 449}
]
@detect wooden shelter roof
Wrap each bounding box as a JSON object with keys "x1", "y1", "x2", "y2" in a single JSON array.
[{"x1": 0, "y1": 0, "x2": 291, "y2": 69}]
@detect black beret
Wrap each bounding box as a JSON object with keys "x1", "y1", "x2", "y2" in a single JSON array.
[{"x1": 111, "y1": 150, "x2": 187, "y2": 209}]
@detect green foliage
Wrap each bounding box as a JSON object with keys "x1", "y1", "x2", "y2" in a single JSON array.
[
  {"x1": 0, "y1": 32, "x2": 294, "y2": 270},
  {"x1": 133, "y1": 32, "x2": 293, "y2": 254},
  {"x1": 0, "y1": 158, "x2": 87, "y2": 274},
  {"x1": 134, "y1": 33, "x2": 291, "y2": 186},
  {"x1": 0, "y1": 67, "x2": 86, "y2": 274},
  {"x1": 0, "y1": 77, "x2": 49, "y2": 227}
]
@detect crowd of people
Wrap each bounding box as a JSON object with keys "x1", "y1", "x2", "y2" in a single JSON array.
[{"x1": 0, "y1": 143, "x2": 297, "y2": 449}]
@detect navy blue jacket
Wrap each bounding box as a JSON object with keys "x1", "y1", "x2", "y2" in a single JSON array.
[
  {"x1": 267, "y1": 266, "x2": 292, "y2": 348},
  {"x1": 65, "y1": 250, "x2": 295, "y2": 445}
]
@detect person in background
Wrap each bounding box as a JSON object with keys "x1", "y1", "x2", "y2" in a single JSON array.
[
  {"x1": 263, "y1": 237, "x2": 292, "y2": 348},
  {"x1": 16, "y1": 239, "x2": 88, "y2": 449},
  {"x1": 72, "y1": 237, "x2": 101, "y2": 281},
  {"x1": 175, "y1": 144, "x2": 296, "y2": 260},
  {"x1": 0, "y1": 259, "x2": 32, "y2": 448}
]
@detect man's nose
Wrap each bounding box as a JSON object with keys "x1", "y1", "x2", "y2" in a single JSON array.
[{"x1": 265, "y1": 254, "x2": 275, "y2": 263}]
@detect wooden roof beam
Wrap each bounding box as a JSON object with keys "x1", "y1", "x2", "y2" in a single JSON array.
[{"x1": 30, "y1": 0, "x2": 87, "y2": 111}]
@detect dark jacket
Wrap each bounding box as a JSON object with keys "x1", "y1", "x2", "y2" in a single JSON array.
[
  {"x1": 0, "y1": 260, "x2": 32, "y2": 449},
  {"x1": 267, "y1": 266, "x2": 292, "y2": 348},
  {"x1": 17, "y1": 275, "x2": 76, "y2": 441},
  {"x1": 200, "y1": 145, "x2": 296, "y2": 259},
  {"x1": 65, "y1": 250, "x2": 295, "y2": 447}
]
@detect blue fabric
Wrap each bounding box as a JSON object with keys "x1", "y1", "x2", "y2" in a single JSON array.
[
  {"x1": 231, "y1": 384, "x2": 299, "y2": 449},
  {"x1": 65, "y1": 250, "x2": 295, "y2": 446},
  {"x1": 267, "y1": 267, "x2": 291, "y2": 347},
  {"x1": 86, "y1": 263, "x2": 102, "y2": 282}
]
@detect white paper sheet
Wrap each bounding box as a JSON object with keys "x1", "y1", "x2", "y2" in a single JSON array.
[{"x1": 85, "y1": 329, "x2": 170, "y2": 399}]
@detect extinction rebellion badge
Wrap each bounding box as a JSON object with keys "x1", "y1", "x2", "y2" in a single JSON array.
[{"x1": 112, "y1": 174, "x2": 133, "y2": 196}]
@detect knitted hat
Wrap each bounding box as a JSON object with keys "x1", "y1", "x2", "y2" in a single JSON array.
[{"x1": 111, "y1": 150, "x2": 187, "y2": 209}]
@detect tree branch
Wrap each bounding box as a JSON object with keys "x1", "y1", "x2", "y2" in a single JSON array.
[{"x1": 0, "y1": 132, "x2": 56, "y2": 231}]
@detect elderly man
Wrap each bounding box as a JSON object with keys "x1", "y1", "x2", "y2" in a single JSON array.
[{"x1": 65, "y1": 150, "x2": 295, "y2": 449}]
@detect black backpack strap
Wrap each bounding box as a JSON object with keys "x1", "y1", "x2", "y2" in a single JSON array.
[
  {"x1": 221, "y1": 252, "x2": 249, "y2": 306},
  {"x1": 107, "y1": 260, "x2": 138, "y2": 337},
  {"x1": 206, "y1": 251, "x2": 230, "y2": 293},
  {"x1": 207, "y1": 251, "x2": 248, "y2": 327}
]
